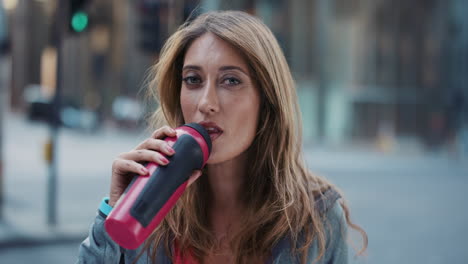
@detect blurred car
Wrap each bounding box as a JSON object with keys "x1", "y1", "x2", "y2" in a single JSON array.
[
  {"x1": 24, "y1": 84, "x2": 99, "y2": 132},
  {"x1": 112, "y1": 95, "x2": 145, "y2": 129}
]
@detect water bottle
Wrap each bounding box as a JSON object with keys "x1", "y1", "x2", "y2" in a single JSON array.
[{"x1": 105, "y1": 123, "x2": 211, "y2": 249}]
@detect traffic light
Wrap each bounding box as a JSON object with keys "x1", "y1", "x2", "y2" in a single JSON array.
[
  {"x1": 69, "y1": 0, "x2": 91, "y2": 33},
  {"x1": 71, "y1": 11, "x2": 89, "y2": 33}
]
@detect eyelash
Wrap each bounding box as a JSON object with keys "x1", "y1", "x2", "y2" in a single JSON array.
[
  {"x1": 222, "y1": 77, "x2": 241, "y2": 86},
  {"x1": 182, "y1": 76, "x2": 242, "y2": 87},
  {"x1": 182, "y1": 76, "x2": 201, "y2": 85}
]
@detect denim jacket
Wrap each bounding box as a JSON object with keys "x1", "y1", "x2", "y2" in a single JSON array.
[{"x1": 76, "y1": 188, "x2": 348, "y2": 264}]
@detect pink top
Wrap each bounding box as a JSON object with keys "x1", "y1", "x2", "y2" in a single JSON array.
[{"x1": 174, "y1": 242, "x2": 198, "y2": 264}]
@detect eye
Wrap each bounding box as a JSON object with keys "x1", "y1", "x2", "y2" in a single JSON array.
[
  {"x1": 182, "y1": 76, "x2": 202, "y2": 85},
  {"x1": 222, "y1": 77, "x2": 241, "y2": 86}
]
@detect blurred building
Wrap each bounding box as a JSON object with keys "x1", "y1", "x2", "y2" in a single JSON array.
[
  {"x1": 8, "y1": 0, "x2": 200, "y2": 128},
  {"x1": 5, "y1": 0, "x2": 468, "y2": 146},
  {"x1": 209, "y1": 0, "x2": 468, "y2": 148}
]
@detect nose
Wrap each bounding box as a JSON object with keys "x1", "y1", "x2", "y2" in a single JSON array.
[{"x1": 198, "y1": 81, "x2": 220, "y2": 114}]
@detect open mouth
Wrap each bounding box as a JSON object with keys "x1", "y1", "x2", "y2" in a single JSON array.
[{"x1": 199, "y1": 121, "x2": 224, "y2": 142}]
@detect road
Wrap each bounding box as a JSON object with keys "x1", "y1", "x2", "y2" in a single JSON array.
[
  {"x1": 0, "y1": 112, "x2": 467, "y2": 264},
  {"x1": 0, "y1": 243, "x2": 79, "y2": 263},
  {"x1": 307, "y1": 149, "x2": 468, "y2": 264}
]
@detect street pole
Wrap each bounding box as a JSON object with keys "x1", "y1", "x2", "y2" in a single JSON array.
[
  {"x1": 0, "y1": 57, "x2": 4, "y2": 221},
  {"x1": 315, "y1": 0, "x2": 330, "y2": 142},
  {"x1": 47, "y1": 0, "x2": 67, "y2": 227}
]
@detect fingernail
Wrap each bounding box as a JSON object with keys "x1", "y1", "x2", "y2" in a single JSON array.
[
  {"x1": 161, "y1": 157, "x2": 169, "y2": 164},
  {"x1": 166, "y1": 145, "x2": 175, "y2": 154},
  {"x1": 141, "y1": 167, "x2": 148, "y2": 174}
]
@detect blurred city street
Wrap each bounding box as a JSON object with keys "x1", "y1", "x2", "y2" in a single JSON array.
[
  {"x1": 0, "y1": 109, "x2": 150, "y2": 263},
  {"x1": 0, "y1": 111, "x2": 467, "y2": 264},
  {"x1": 0, "y1": 0, "x2": 467, "y2": 263}
]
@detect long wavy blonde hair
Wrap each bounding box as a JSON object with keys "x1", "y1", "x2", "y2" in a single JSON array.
[{"x1": 140, "y1": 10, "x2": 367, "y2": 264}]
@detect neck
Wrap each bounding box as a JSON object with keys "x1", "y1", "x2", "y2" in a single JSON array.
[{"x1": 206, "y1": 152, "x2": 248, "y2": 212}]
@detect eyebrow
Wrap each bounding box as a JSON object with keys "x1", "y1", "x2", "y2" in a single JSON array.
[
  {"x1": 182, "y1": 65, "x2": 249, "y2": 75},
  {"x1": 182, "y1": 65, "x2": 202, "y2": 71},
  {"x1": 219, "y1": 66, "x2": 249, "y2": 75}
]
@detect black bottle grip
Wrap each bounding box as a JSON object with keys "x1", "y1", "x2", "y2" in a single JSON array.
[{"x1": 130, "y1": 134, "x2": 204, "y2": 227}]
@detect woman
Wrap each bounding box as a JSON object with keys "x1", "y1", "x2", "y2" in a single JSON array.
[{"x1": 77, "y1": 10, "x2": 367, "y2": 264}]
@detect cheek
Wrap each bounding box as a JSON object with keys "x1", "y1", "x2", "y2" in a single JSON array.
[
  {"x1": 241, "y1": 100, "x2": 260, "y2": 143},
  {"x1": 234, "y1": 89, "x2": 260, "y2": 132},
  {"x1": 180, "y1": 89, "x2": 195, "y2": 121},
  {"x1": 209, "y1": 94, "x2": 260, "y2": 162}
]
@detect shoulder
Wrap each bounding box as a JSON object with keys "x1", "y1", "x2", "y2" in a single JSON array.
[
  {"x1": 314, "y1": 187, "x2": 342, "y2": 216},
  {"x1": 313, "y1": 188, "x2": 347, "y2": 242},
  {"x1": 321, "y1": 200, "x2": 349, "y2": 263},
  {"x1": 323, "y1": 199, "x2": 347, "y2": 242},
  {"x1": 268, "y1": 188, "x2": 349, "y2": 263},
  {"x1": 312, "y1": 188, "x2": 349, "y2": 262}
]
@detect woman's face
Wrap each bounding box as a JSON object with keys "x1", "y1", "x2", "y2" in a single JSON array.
[{"x1": 180, "y1": 33, "x2": 261, "y2": 164}]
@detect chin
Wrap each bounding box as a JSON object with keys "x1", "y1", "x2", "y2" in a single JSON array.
[
  {"x1": 205, "y1": 148, "x2": 235, "y2": 165},
  {"x1": 205, "y1": 147, "x2": 250, "y2": 165},
  {"x1": 206, "y1": 154, "x2": 225, "y2": 165}
]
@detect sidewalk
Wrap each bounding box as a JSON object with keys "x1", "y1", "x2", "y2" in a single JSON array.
[
  {"x1": 0, "y1": 111, "x2": 149, "y2": 249},
  {"x1": 1, "y1": 110, "x2": 466, "y2": 254}
]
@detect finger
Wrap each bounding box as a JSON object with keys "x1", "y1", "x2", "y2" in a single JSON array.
[
  {"x1": 135, "y1": 138, "x2": 175, "y2": 156},
  {"x1": 187, "y1": 170, "x2": 202, "y2": 187},
  {"x1": 119, "y1": 149, "x2": 170, "y2": 165},
  {"x1": 113, "y1": 159, "x2": 150, "y2": 177},
  {"x1": 151, "y1": 126, "x2": 177, "y2": 139}
]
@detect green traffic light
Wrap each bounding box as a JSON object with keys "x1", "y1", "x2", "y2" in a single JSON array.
[{"x1": 71, "y1": 11, "x2": 88, "y2": 32}]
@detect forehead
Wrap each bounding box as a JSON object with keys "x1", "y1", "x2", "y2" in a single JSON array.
[{"x1": 183, "y1": 33, "x2": 250, "y2": 71}]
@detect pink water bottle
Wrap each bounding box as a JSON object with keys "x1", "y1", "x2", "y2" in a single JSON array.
[{"x1": 104, "y1": 123, "x2": 211, "y2": 249}]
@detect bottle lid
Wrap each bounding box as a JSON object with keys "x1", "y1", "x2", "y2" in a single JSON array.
[{"x1": 183, "y1": 123, "x2": 212, "y2": 154}]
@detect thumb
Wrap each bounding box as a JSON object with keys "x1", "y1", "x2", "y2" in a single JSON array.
[{"x1": 187, "y1": 170, "x2": 202, "y2": 187}]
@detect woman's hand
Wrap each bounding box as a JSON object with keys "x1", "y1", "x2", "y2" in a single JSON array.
[{"x1": 108, "y1": 126, "x2": 202, "y2": 207}]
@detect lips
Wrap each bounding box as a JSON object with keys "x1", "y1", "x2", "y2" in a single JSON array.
[{"x1": 199, "y1": 121, "x2": 224, "y2": 142}]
